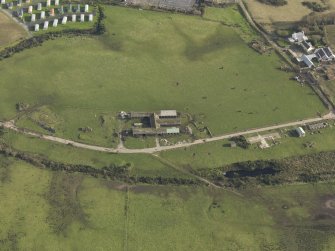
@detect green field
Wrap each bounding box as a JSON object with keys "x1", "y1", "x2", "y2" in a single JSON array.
[
  {"x1": 2, "y1": 4, "x2": 335, "y2": 251},
  {"x1": 0, "y1": 5, "x2": 326, "y2": 148},
  {"x1": 2, "y1": 157, "x2": 335, "y2": 250},
  {"x1": 160, "y1": 125, "x2": 335, "y2": 170}
]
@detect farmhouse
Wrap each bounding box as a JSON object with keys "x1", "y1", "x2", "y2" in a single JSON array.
[{"x1": 289, "y1": 31, "x2": 308, "y2": 43}]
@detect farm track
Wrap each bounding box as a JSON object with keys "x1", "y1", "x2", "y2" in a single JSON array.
[{"x1": 1, "y1": 112, "x2": 334, "y2": 154}]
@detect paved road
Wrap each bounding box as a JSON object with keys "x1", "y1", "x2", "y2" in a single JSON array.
[{"x1": 1, "y1": 112, "x2": 334, "y2": 154}]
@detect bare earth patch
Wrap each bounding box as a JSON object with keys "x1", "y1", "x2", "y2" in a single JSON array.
[{"x1": 0, "y1": 11, "x2": 28, "y2": 48}]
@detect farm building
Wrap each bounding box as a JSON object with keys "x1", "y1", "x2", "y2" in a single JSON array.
[
  {"x1": 159, "y1": 110, "x2": 178, "y2": 118},
  {"x1": 296, "y1": 127, "x2": 306, "y2": 137},
  {"x1": 123, "y1": 110, "x2": 181, "y2": 136},
  {"x1": 315, "y1": 47, "x2": 335, "y2": 62},
  {"x1": 132, "y1": 127, "x2": 180, "y2": 136},
  {"x1": 307, "y1": 122, "x2": 328, "y2": 130},
  {"x1": 300, "y1": 54, "x2": 316, "y2": 68}
]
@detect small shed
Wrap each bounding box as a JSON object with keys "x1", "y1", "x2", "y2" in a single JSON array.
[{"x1": 296, "y1": 127, "x2": 306, "y2": 137}]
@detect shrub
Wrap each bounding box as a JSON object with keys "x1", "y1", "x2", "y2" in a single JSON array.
[
  {"x1": 257, "y1": 0, "x2": 287, "y2": 6},
  {"x1": 302, "y1": 1, "x2": 329, "y2": 12}
]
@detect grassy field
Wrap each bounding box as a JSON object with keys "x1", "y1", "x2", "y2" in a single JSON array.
[
  {"x1": 0, "y1": 11, "x2": 28, "y2": 48},
  {"x1": 2, "y1": 157, "x2": 335, "y2": 250},
  {"x1": 0, "y1": 5, "x2": 326, "y2": 148},
  {"x1": 326, "y1": 25, "x2": 335, "y2": 49}
]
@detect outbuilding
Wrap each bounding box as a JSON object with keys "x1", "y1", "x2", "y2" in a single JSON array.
[{"x1": 296, "y1": 127, "x2": 306, "y2": 137}]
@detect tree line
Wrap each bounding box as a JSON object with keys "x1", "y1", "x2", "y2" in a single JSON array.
[
  {"x1": 196, "y1": 151, "x2": 335, "y2": 189},
  {"x1": 0, "y1": 143, "x2": 200, "y2": 186}
]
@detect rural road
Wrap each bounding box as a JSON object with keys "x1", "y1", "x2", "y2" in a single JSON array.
[{"x1": 1, "y1": 112, "x2": 334, "y2": 154}]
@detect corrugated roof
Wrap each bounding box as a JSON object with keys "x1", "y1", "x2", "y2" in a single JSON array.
[{"x1": 160, "y1": 110, "x2": 177, "y2": 117}]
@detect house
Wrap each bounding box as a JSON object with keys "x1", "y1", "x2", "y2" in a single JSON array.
[
  {"x1": 300, "y1": 40, "x2": 314, "y2": 54},
  {"x1": 296, "y1": 127, "x2": 306, "y2": 137},
  {"x1": 300, "y1": 54, "x2": 316, "y2": 68},
  {"x1": 289, "y1": 31, "x2": 308, "y2": 43},
  {"x1": 315, "y1": 47, "x2": 335, "y2": 62}
]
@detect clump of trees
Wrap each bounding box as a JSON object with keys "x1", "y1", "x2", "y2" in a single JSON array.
[
  {"x1": 95, "y1": 5, "x2": 106, "y2": 34},
  {"x1": 302, "y1": 1, "x2": 329, "y2": 12},
  {"x1": 196, "y1": 151, "x2": 335, "y2": 189},
  {"x1": 229, "y1": 136, "x2": 249, "y2": 149},
  {"x1": 257, "y1": 0, "x2": 287, "y2": 6}
]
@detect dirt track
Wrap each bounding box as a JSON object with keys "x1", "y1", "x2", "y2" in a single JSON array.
[{"x1": 1, "y1": 112, "x2": 334, "y2": 154}]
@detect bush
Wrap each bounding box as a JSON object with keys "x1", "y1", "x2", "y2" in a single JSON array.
[
  {"x1": 302, "y1": 1, "x2": 329, "y2": 12},
  {"x1": 229, "y1": 136, "x2": 249, "y2": 149},
  {"x1": 275, "y1": 29, "x2": 290, "y2": 37},
  {"x1": 257, "y1": 0, "x2": 287, "y2": 6}
]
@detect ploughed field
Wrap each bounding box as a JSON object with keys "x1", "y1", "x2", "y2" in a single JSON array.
[
  {"x1": 0, "y1": 6, "x2": 326, "y2": 147},
  {"x1": 2, "y1": 157, "x2": 335, "y2": 250}
]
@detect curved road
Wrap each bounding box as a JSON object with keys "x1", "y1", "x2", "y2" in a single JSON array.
[{"x1": 1, "y1": 112, "x2": 334, "y2": 154}]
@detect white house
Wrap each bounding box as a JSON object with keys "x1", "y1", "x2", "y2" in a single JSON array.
[{"x1": 289, "y1": 31, "x2": 308, "y2": 43}]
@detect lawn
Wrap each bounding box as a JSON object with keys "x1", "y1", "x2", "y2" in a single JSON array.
[
  {"x1": 0, "y1": 11, "x2": 28, "y2": 48},
  {"x1": 2, "y1": 157, "x2": 335, "y2": 250},
  {"x1": 0, "y1": 5, "x2": 326, "y2": 148}
]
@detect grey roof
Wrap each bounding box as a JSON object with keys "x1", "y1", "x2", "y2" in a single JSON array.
[
  {"x1": 301, "y1": 54, "x2": 315, "y2": 68},
  {"x1": 159, "y1": 110, "x2": 177, "y2": 117}
]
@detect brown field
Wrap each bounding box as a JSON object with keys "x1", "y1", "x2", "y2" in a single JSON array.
[
  {"x1": 245, "y1": 0, "x2": 335, "y2": 32},
  {"x1": 0, "y1": 11, "x2": 28, "y2": 48},
  {"x1": 326, "y1": 25, "x2": 335, "y2": 49}
]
